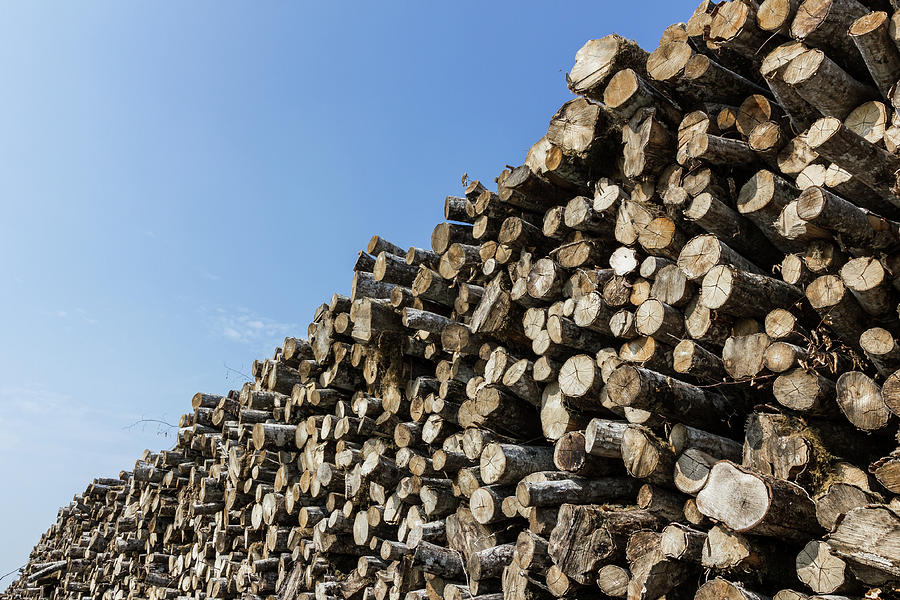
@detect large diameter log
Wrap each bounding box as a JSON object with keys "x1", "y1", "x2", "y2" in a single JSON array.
[
  {"x1": 828, "y1": 505, "x2": 900, "y2": 583},
  {"x1": 547, "y1": 504, "x2": 664, "y2": 585},
  {"x1": 695, "y1": 460, "x2": 821, "y2": 540},
  {"x1": 605, "y1": 365, "x2": 737, "y2": 434},
  {"x1": 567, "y1": 34, "x2": 649, "y2": 100}
]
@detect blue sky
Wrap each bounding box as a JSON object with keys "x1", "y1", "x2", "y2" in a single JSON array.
[{"x1": 0, "y1": 1, "x2": 692, "y2": 584}]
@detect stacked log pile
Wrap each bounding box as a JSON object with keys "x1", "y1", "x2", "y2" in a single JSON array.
[{"x1": 10, "y1": 1, "x2": 900, "y2": 599}]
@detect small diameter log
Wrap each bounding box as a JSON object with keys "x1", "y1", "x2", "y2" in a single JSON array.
[
  {"x1": 668, "y1": 423, "x2": 742, "y2": 460},
  {"x1": 815, "y1": 482, "x2": 880, "y2": 531},
  {"x1": 467, "y1": 544, "x2": 515, "y2": 581},
  {"x1": 701, "y1": 265, "x2": 802, "y2": 318},
  {"x1": 796, "y1": 540, "x2": 852, "y2": 594},
  {"x1": 684, "y1": 295, "x2": 733, "y2": 347},
  {"x1": 849, "y1": 11, "x2": 900, "y2": 99},
  {"x1": 527, "y1": 258, "x2": 567, "y2": 301},
  {"x1": 836, "y1": 371, "x2": 892, "y2": 431},
  {"x1": 584, "y1": 418, "x2": 627, "y2": 458},
  {"x1": 620, "y1": 425, "x2": 677, "y2": 487},
  {"x1": 413, "y1": 540, "x2": 464, "y2": 579},
  {"x1": 634, "y1": 299, "x2": 683, "y2": 341},
  {"x1": 703, "y1": 531, "x2": 789, "y2": 587},
  {"x1": 782, "y1": 48, "x2": 876, "y2": 120},
  {"x1": 839, "y1": 257, "x2": 894, "y2": 316},
  {"x1": 695, "y1": 460, "x2": 821, "y2": 540},
  {"x1": 764, "y1": 339, "x2": 809, "y2": 374},
  {"x1": 722, "y1": 333, "x2": 771, "y2": 379},
  {"x1": 606, "y1": 364, "x2": 737, "y2": 434},
  {"x1": 796, "y1": 186, "x2": 896, "y2": 252},
  {"x1": 860, "y1": 327, "x2": 900, "y2": 376},
  {"x1": 805, "y1": 275, "x2": 867, "y2": 347},
  {"x1": 547, "y1": 314, "x2": 608, "y2": 353},
  {"x1": 677, "y1": 233, "x2": 764, "y2": 282},
  {"x1": 252, "y1": 423, "x2": 297, "y2": 450},
  {"x1": 572, "y1": 291, "x2": 615, "y2": 336},
  {"x1": 596, "y1": 565, "x2": 630, "y2": 598},
  {"x1": 557, "y1": 354, "x2": 603, "y2": 400},
  {"x1": 516, "y1": 476, "x2": 641, "y2": 508},
  {"x1": 737, "y1": 169, "x2": 802, "y2": 253},
  {"x1": 673, "y1": 448, "x2": 717, "y2": 495},
  {"x1": 567, "y1": 34, "x2": 649, "y2": 101},
  {"x1": 553, "y1": 430, "x2": 619, "y2": 476},
  {"x1": 469, "y1": 485, "x2": 513, "y2": 525},
  {"x1": 516, "y1": 530, "x2": 552, "y2": 573},
  {"x1": 660, "y1": 523, "x2": 706, "y2": 562},
  {"x1": 479, "y1": 443, "x2": 555, "y2": 485},
  {"x1": 673, "y1": 339, "x2": 727, "y2": 382},
  {"x1": 805, "y1": 116, "x2": 900, "y2": 207}
]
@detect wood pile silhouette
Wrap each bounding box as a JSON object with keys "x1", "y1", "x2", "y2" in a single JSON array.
[{"x1": 9, "y1": 1, "x2": 900, "y2": 599}]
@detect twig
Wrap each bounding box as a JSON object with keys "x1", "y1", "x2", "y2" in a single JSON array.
[
  {"x1": 123, "y1": 418, "x2": 179, "y2": 431},
  {"x1": 0, "y1": 565, "x2": 25, "y2": 582}
]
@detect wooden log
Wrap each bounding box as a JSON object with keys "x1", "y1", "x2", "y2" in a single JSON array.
[
  {"x1": 850, "y1": 12, "x2": 900, "y2": 99},
  {"x1": 557, "y1": 354, "x2": 604, "y2": 400},
  {"x1": 547, "y1": 504, "x2": 664, "y2": 585},
  {"x1": 722, "y1": 333, "x2": 771, "y2": 379},
  {"x1": 805, "y1": 275, "x2": 868, "y2": 347},
  {"x1": 479, "y1": 443, "x2": 555, "y2": 485},
  {"x1": 516, "y1": 476, "x2": 640, "y2": 508},
  {"x1": 860, "y1": 327, "x2": 900, "y2": 376},
  {"x1": 673, "y1": 339, "x2": 727, "y2": 382},
  {"x1": 695, "y1": 460, "x2": 821, "y2": 540},
  {"x1": 606, "y1": 365, "x2": 737, "y2": 433},
  {"x1": 701, "y1": 265, "x2": 802, "y2": 318},
  {"x1": 815, "y1": 482, "x2": 880, "y2": 531},
  {"x1": 805, "y1": 116, "x2": 900, "y2": 208},
  {"x1": 620, "y1": 425, "x2": 677, "y2": 487},
  {"x1": 695, "y1": 578, "x2": 770, "y2": 600},
  {"x1": 567, "y1": 34, "x2": 649, "y2": 101},
  {"x1": 836, "y1": 371, "x2": 892, "y2": 431},
  {"x1": 796, "y1": 540, "x2": 854, "y2": 594},
  {"x1": 797, "y1": 186, "x2": 898, "y2": 251},
  {"x1": 828, "y1": 505, "x2": 900, "y2": 583}
]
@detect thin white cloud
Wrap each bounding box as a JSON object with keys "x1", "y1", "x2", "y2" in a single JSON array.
[
  {"x1": 52, "y1": 308, "x2": 98, "y2": 325},
  {"x1": 200, "y1": 306, "x2": 298, "y2": 350}
]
